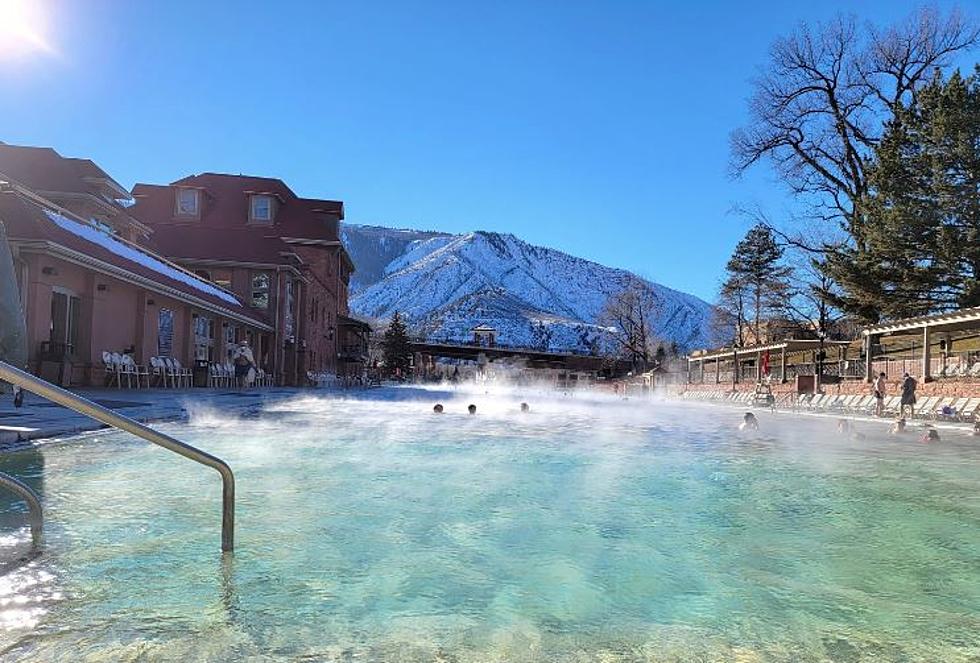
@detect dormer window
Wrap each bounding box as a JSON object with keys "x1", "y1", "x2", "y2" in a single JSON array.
[
  {"x1": 175, "y1": 188, "x2": 199, "y2": 217},
  {"x1": 250, "y1": 195, "x2": 273, "y2": 223}
]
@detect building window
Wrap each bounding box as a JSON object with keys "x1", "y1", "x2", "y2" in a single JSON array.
[
  {"x1": 251, "y1": 272, "x2": 270, "y2": 309},
  {"x1": 50, "y1": 290, "x2": 80, "y2": 354},
  {"x1": 193, "y1": 314, "x2": 214, "y2": 362},
  {"x1": 175, "y1": 188, "x2": 199, "y2": 216},
  {"x1": 250, "y1": 195, "x2": 273, "y2": 223},
  {"x1": 194, "y1": 269, "x2": 212, "y2": 281},
  {"x1": 224, "y1": 324, "x2": 238, "y2": 360},
  {"x1": 158, "y1": 308, "x2": 174, "y2": 357}
]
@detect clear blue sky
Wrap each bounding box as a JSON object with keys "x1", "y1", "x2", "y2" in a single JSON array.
[{"x1": 0, "y1": 0, "x2": 971, "y2": 301}]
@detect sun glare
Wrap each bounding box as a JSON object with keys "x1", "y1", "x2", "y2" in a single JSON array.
[{"x1": 0, "y1": 0, "x2": 51, "y2": 58}]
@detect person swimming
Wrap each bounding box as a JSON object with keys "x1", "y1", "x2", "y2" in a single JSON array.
[
  {"x1": 468, "y1": 404, "x2": 477, "y2": 415},
  {"x1": 921, "y1": 427, "x2": 940, "y2": 443},
  {"x1": 520, "y1": 402, "x2": 530, "y2": 413},
  {"x1": 973, "y1": 421, "x2": 980, "y2": 436},
  {"x1": 890, "y1": 418, "x2": 907, "y2": 434},
  {"x1": 739, "y1": 412, "x2": 758, "y2": 431},
  {"x1": 433, "y1": 404, "x2": 444, "y2": 414},
  {"x1": 837, "y1": 419, "x2": 850, "y2": 435}
]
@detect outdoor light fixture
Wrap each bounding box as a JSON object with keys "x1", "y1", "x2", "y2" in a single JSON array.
[
  {"x1": 41, "y1": 266, "x2": 56, "y2": 275},
  {"x1": 146, "y1": 299, "x2": 155, "y2": 306},
  {"x1": 97, "y1": 284, "x2": 107, "y2": 292}
]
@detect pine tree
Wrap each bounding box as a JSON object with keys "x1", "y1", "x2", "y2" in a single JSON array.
[
  {"x1": 719, "y1": 224, "x2": 792, "y2": 344},
  {"x1": 382, "y1": 311, "x2": 412, "y2": 377},
  {"x1": 826, "y1": 68, "x2": 980, "y2": 321}
]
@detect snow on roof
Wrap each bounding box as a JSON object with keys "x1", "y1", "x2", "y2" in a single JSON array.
[{"x1": 44, "y1": 210, "x2": 241, "y2": 305}]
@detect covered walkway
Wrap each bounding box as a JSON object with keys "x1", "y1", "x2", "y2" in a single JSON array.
[
  {"x1": 862, "y1": 306, "x2": 980, "y2": 382},
  {"x1": 687, "y1": 339, "x2": 855, "y2": 389}
]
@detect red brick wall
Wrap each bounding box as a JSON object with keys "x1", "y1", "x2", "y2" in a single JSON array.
[{"x1": 682, "y1": 379, "x2": 980, "y2": 399}]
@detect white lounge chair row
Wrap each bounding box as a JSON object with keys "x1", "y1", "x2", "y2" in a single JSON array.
[
  {"x1": 103, "y1": 353, "x2": 197, "y2": 389},
  {"x1": 209, "y1": 362, "x2": 274, "y2": 388},
  {"x1": 681, "y1": 390, "x2": 760, "y2": 404},
  {"x1": 102, "y1": 351, "x2": 151, "y2": 388},
  {"x1": 937, "y1": 361, "x2": 980, "y2": 378},
  {"x1": 794, "y1": 393, "x2": 980, "y2": 421},
  {"x1": 681, "y1": 388, "x2": 980, "y2": 422}
]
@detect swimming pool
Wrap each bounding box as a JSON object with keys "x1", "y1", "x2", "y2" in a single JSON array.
[{"x1": 1, "y1": 388, "x2": 978, "y2": 661}]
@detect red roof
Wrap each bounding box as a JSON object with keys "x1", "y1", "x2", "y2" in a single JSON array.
[
  {"x1": 0, "y1": 144, "x2": 126, "y2": 199},
  {"x1": 130, "y1": 173, "x2": 346, "y2": 271},
  {"x1": 0, "y1": 188, "x2": 270, "y2": 328}
]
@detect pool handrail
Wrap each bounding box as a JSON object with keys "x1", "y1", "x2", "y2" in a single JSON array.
[
  {"x1": 0, "y1": 471, "x2": 42, "y2": 549},
  {"x1": 0, "y1": 360, "x2": 235, "y2": 552}
]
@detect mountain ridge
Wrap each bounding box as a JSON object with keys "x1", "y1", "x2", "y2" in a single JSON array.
[{"x1": 342, "y1": 223, "x2": 714, "y2": 353}]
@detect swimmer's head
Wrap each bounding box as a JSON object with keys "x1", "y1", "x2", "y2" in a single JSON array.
[
  {"x1": 743, "y1": 412, "x2": 757, "y2": 423},
  {"x1": 433, "y1": 404, "x2": 444, "y2": 414},
  {"x1": 837, "y1": 419, "x2": 850, "y2": 432},
  {"x1": 520, "y1": 402, "x2": 529, "y2": 413},
  {"x1": 468, "y1": 404, "x2": 477, "y2": 415},
  {"x1": 923, "y1": 427, "x2": 940, "y2": 441},
  {"x1": 894, "y1": 418, "x2": 907, "y2": 431}
]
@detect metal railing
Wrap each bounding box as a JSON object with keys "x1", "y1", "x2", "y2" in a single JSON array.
[
  {"x1": 0, "y1": 471, "x2": 42, "y2": 549},
  {"x1": 0, "y1": 360, "x2": 235, "y2": 552}
]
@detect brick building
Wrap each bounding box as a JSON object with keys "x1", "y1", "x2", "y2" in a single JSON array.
[
  {"x1": 0, "y1": 144, "x2": 272, "y2": 385},
  {"x1": 129, "y1": 173, "x2": 367, "y2": 385}
]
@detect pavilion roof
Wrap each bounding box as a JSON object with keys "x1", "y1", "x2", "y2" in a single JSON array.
[
  {"x1": 689, "y1": 339, "x2": 852, "y2": 362},
  {"x1": 862, "y1": 307, "x2": 980, "y2": 336}
]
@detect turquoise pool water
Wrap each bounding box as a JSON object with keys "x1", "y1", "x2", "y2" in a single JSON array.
[{"x1": 0, "y1": 388, "x2": 979, "y2": 661}]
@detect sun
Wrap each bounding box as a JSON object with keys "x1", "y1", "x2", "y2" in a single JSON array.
[{"x1": 0, "y1": 0, "x2": 51, "y2": 58}]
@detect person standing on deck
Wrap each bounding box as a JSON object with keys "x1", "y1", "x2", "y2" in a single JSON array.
[
  {"x1": 232, "y1": 340, "x2": 256, "y2": 388},
  {"x1": 900, "y1": 373, "x2": 917, "y2": 419},
  {"x1": 873, "y1": 372, "x2": 887, "y2": 417}
]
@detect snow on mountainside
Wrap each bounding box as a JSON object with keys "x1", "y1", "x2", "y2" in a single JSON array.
[{"x1": 341, "y1": 223, "x2": 714, "y2": 352}]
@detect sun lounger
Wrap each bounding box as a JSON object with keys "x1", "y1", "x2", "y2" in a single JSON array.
[
  {"x1": 935, "y1": 397, "x2": 968, "y2": 421},
  {"x1": 824, "y1": 395, "x2": 845, "y2": 410},
  {"x1": 957, "y1": 397, "x2": 980, "y2": 422},
  {"x1": 914, "y1": 396, "x2": 940, "y2": 418},
  {"x1": 882, "y1": 396, "x2": 902, "y2": 416},
  {"x1": 849, "y1": 395, "x2": 874, "y2": 413}
]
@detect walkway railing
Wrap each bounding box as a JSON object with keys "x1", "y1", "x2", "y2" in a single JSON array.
[
  {"x1": 0, "y1": 471, "x2": 42, "y2": 550},
  {"x1": 0, "y1": 360, "x2": 235, "y2": 552}
]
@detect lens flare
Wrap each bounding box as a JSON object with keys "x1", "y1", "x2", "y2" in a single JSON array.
[{"x1": 0, "y1": 0, "x2": 51, "y2": 58}]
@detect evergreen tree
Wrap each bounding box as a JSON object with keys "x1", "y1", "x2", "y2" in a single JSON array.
[
  {"x1": 719, "y1": 224, "x2": 792, "y2": 344},
  {"x1": 826, "y1": 68, "x2": 980, "y2": 321},
  {"x1": 382, "y1": 311, "x2": 412, "y2": 377}
]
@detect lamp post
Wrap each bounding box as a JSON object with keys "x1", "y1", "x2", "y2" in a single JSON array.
[{"x1": 816, "y1": 327, "x2": 827, "y2": 394}]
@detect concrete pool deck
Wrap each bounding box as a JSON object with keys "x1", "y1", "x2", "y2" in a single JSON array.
[{"x1": 0, "y1": 387, "x2": 307, "y2": 444}]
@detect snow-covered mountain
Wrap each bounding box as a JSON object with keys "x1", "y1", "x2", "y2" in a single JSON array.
[{"x1": 342, "y1": 223, "x2": 714, "y2": 353}]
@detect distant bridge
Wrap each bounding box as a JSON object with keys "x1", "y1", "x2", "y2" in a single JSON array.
[{"x1": 408, "y1": 339, "x2": 631, "y2": 373}]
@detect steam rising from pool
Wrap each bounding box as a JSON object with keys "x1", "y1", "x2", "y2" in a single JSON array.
[{"x1": 1, "y1": 386, "x2": 978, "y2": 661}]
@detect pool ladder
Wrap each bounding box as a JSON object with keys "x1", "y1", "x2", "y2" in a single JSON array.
[{"x1": 0, "y1": 360, "x2": 235, "y2": 552}]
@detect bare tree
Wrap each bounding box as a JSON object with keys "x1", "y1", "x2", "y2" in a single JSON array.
[
  {"x1": 731, "y1": 7, "x2": 978, "y2": 250},
  {"x1": 600, "y1": 277, "x2": 657, "y2": 370}
]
